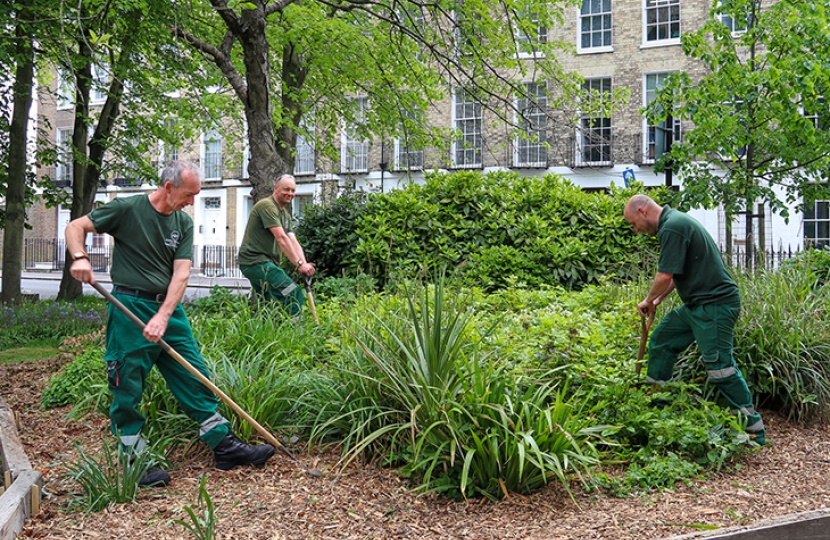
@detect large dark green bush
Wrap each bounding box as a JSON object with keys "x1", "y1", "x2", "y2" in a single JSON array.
[
  {"x1": 298, "y1": 170, "x2": 662, "y2": 291},
  {"x1": 295, "y1": 193, "x2": 371, "y2": 276}
]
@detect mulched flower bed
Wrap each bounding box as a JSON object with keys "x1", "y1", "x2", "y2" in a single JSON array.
[{"x1": 3, "y1": 358, "x2": 830, "y2": 540}]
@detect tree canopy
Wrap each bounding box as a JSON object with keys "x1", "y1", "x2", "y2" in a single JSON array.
[
  {"x1": 647, "y1": 0, "x2": 830, "y2": 227},
  {"x1": 172, "y1": 0, "x2": 592, "y2": 200}
]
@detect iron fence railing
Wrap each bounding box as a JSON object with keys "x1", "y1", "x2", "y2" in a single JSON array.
[
  {"x1": 725, "y1": 245, "x2": 805, "y2": 273},
  {"x1": 20, "y1": 237, "x2": 812, "y2": 278},
  {"x1": 22, "y1": 238, "x2": 246, "y2": 278},
  {"x1": 195, "y1": 244, "x2": 245, "y2": 279}
]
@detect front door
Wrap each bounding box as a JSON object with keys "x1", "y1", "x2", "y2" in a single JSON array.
[{"x1": 200, "y1": 196, "x2": 226, "y2": 276}]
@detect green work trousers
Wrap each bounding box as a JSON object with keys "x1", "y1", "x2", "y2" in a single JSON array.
[
  {"x1": 240, "y1": 261, "x2": 305, "y2": 316},
  {"x1": 105, "y1": 293, "x2": 230, "y2": 452},
  {"x1": 647, "y1": 301, "x2": 765, "y2": 439}
]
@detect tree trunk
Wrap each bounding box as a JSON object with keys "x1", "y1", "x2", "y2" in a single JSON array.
[
  {"x1": 239, "y1": 8, "x2": 287, "y2": 202},
  {"x1": 57, "y1": 37, "x2": 93, "y2": 300},
  {"x1": 275, "y1": 43, "x2": 309, "y2": 173},
  {"x1": 1, "y1": 23, "x2": 35, "y2": 305},
  {"x1": 58, "y1": 31, "x2": 126, "y2": 300}
]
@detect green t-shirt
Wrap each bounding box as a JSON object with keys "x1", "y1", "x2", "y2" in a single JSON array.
[
  {"x1": 237, "y1": 196, "x2": 294, "y2": 266},
  {"x1": 657, "y1": 206, "x2": 740, "y2": 307},
  {"x1": 88, "y1": 194, "x2": 194, "y2": 294}
]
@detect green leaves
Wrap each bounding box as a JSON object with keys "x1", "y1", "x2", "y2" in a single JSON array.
[
  {"x1": 308, "y1": 277, "x2": 603, "y2": 500},
  {"x1": 64, "y1": 440, "x2": 165, "y2": 513},
  {"x1": 175, "y1": 475, "x2": 221, "y2": 540},
  {"x1": 300, "y1": 170, "x2": 655, "y2": 291},
  {"x1": 647, "y1": 0, "x2": 830, "y2": 221}
]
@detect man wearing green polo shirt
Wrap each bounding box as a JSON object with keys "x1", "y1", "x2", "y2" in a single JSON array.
[
  {"x1": 623, "y1": 194, "x2": 766, "y2": 445},
  {"x1": 238, "y1": 174, "x2": 316, "y2": 315},
  {"x1": 66, "y1": 160, "x2": 275, "y2": 487}
]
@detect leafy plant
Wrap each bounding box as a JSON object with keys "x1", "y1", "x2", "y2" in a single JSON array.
[
  {"x1": 299, "y1": 170, "x2": 661, "y2": 291},
  {"x1": 781, "y1": 248, "x2": 830, "y2": 286},
  {"x1": 41, "y1": 346, "x2": 106, "y2": 410},
  {"x1": 175, "y1": 475, "x2": 221, "y2": 540},
  {"x1": 64, "y1": 439, "x2": 163, "y2": 513},
  {"x1": 295, "y1": 193, "x2": 371, "y2": 277},
  {"x1": 310, "y1": 277, "x2": 602, "y2": 500}
]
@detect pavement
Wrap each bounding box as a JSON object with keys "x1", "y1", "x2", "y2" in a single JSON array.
[{"x1": 12, "y1": 269, "x2": 251, "y2": 301}]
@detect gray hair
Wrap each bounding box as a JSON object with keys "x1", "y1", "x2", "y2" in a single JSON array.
[
  {"x1": 274, "y1": 174, "x2": 296, "y2": 187},
  {"x1": 161, "y1": 160, "x2": 203, "y2": 187}
]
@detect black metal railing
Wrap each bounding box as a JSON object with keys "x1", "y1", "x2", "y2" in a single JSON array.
[
  {"x1": 726, "y1": 245, "x2": 805, "y2": 273},
  {"x1": 196, "y1": 245, "x2": 244, "y2": 278},
  {"x1": 23, "y1": 239, "x2": 111, "y2": 272}
]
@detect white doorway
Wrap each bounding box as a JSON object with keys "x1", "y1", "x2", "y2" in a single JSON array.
[{"x1": 198, "y1": 194, "x2": 227, "y2": 276}]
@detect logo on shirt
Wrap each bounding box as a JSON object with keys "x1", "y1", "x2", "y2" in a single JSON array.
[{"x1": 165, "y1": 230, "x2": 181, "y2": 249}]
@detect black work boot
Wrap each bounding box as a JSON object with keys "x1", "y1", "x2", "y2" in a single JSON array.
[
  {"x1": 128, "y1": 455, "x2": 171, "y2": 487},
  {"x1": 213, "y1": 432, "x2": 276, "y2": 471},
  {"x1": 139, "y1": 467, "x2": 171, "y2": 487}
]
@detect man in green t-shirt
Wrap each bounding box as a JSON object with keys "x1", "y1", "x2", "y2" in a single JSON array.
[
  {"x1": 623, "y1": 194, "x2": 766, "y2": 445},
  {"x1": 66, "y1": 160, "x2": 275, "y2": 487},
  {"x1": 238, "y1": 174, "x2": 316, "y2": 315}
]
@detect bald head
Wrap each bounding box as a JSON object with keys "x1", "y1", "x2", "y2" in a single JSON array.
[
  {"x1": 624, "y1": 194, "x2": 663, "y2": 236},
  {"x1": 272, "y1": 173, "x2": 297, "y2": 209}
]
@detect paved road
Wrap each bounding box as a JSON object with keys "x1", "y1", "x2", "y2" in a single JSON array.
[{"x1": 15, "y1": 270, "x2": 251, "y2": 302}]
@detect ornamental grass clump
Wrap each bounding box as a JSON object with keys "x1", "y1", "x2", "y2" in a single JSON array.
[
  {"x1": 670, "y1": 262, "x2": 830, "y2": 423},
  {"x1": 310, "y1": 277, "x2": 602, "y2": 500},
  {"x1": 191, "y1": 287, "x2": 332, "y2": 437},
  {"x1": 64, "y1": 440, "x2": 162, "y2": 513},
  {"x1": 734, "y1": 265, "x2": 830, "y2": 422}
]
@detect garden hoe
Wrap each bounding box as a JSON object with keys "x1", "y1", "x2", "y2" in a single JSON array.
[
  {"x1": 635, "y1": 310, "x2": 656, "y2": 376},
  {"x1": 91, "y1": 281, "x2": 323, "y2": 478},
  {"x1": 304, "y1": 277, "x2": 319, "y2": 326}
]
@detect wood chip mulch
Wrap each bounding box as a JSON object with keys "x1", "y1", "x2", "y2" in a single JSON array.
[{"x1": 3, "y1": 358, "x2": 830, "y2": 540}]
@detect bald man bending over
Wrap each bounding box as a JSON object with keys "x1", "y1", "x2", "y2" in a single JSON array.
[{"x1": 624, "y1": 194, "x2": 766, "y2": 445}]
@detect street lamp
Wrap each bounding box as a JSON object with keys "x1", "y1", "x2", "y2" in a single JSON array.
[{"x1": 379, "y1": 140, "x2": 388, "y2": 193}]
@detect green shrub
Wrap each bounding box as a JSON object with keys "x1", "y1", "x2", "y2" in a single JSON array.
[
  {"x1": 297, "y1": 170, "x2": 663, "y2": 291},
  {"x1": 780, "y1": 247, "x2": 830, "y2": 286},
  {"x1": 41, "y1": 346, "x2": 106, "y2": 410},
  {"x1": 295, "y1": 193, "x2": 371, "y2": 277}
]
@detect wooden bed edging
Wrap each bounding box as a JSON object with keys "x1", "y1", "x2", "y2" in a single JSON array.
[
  {"x1": 0, "y1": 395, "x2": 43, "y2": 540},
  {"x1": 663, "y1": 508, "x2": 830, "y2": 540}
]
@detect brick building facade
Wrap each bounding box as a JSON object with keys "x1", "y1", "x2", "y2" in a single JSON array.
[{"x1": 8, "y1": 0, "x2": 807, "y2": 274}]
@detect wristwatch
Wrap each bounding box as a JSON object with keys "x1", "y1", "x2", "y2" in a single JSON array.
[
  {"x1": 296, "y1": 260, "x2": 304, "y2": 268},
  {"x1": 71, "y1": 251, "x2": 90, "y2": 261}
]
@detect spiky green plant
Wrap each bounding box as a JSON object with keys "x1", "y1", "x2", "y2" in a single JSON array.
[
  {"x1": 310, "y1": 277, "x2": 602, "y2": 500},
  {"x1": 64, "y1": 440, "x2": 163, "y2": 513},
  {"x1": 175, "y1": 475, "x2": 220, "y2": 540}
]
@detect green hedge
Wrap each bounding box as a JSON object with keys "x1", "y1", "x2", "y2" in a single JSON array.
[{"x1": 298, "y1": 170, "x2": 663, "y2": 291}]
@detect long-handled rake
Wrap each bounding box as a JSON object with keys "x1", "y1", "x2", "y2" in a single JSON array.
[
  {"x1": 91, "y1": 281, "x2": 323, "y2": 478},
  {"x1": 304, "y1": 277, "x2": 319, "y2": 326},
  {"x1": 635, "y1": 311, "x2": 656, "y2": 376}
]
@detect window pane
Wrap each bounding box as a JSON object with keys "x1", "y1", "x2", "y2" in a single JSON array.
[
  {"x1": 818, "y1": 201, "x2": 829, "y2": 220},
  {"x1": 805, "y1": 221, "x2": 815, "y2": 240}
]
